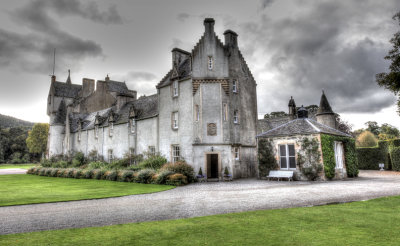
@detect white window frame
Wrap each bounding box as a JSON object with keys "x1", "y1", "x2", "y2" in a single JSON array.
[
  {"x1": 208, "y1": 56, "x2": 213, "y2": 70},
  {"x1": 223, "y1": 103, "x2": 228, "y2": 121},
  {"x1": 334, "y1": 141, "x2": 344, "y2": 169},
  {"x1": 233, "y1": 110, "x2": 239, "y2": 124},
  {"x1": 234, "y1": 147, "x2": 240, "y2": 160},
  {"x1": 279, "y1": 144, "x2": 296, "y2": 170},
  {"x1": 173, "y1": 80, "x2": 179, "y2": 97},
  {"x1": 172, "y1": 111, "x2": 179, "y2": 129},
  {"x1": 130, "y1": 119, "x2": 136, "y2": 134},
  {"x1": 172, "y1": 145, "x2": 180, "y2": 163},
  {"x1": 148, "y1": 146, "x2": 156, "y2": 156},
  {"x1": 108, "y1": 149, "x2": 114, "y2": 162},
  {"x1": 232, "y1": 79, "x2": 238, "y2": 93}
]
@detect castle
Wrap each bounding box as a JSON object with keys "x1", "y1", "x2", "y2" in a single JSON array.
[{"x1": 47, "y1": 18, "x2": 258, "y2": 179}]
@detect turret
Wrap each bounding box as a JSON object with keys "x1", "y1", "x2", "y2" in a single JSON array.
[{"x1": 316, "y1": 90, "x2": 336, "y2": 129}]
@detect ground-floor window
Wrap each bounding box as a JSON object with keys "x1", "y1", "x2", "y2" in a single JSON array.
[
  {"x1": 148, "y1": 146, "x2": 156, "y2": 155},
  {"x1": 172, "y1": 145, "x2": 180, "y2": 163},
  {"x1": 279, "y1": 144, "x2": 296, "y2": 169},
  {"x1": 334, "y1": 141, "x2": 344, "y2": 169},
  {"x1": 234, "y1": 147, "x2": 240, "y2": 160}
]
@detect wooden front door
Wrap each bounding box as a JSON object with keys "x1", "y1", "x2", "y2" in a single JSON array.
[{"x1": 207, "y1": 154, "x2": 219, "y2": 178}]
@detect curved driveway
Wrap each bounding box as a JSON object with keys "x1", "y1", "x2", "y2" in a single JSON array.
[{"x1": 1, "y1": 170, "x2": 400, "y2": 235}]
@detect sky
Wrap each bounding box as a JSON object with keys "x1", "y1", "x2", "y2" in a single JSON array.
[{"x1": 0, "y1": 0, "x2": 399, "y2": 130}]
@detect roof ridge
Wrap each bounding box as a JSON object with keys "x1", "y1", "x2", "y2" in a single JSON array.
[
  {"x1": 307, "y1": 118, "x2": 352, "y2": 137},
  {"x1": 256, "y1": 118, "x2": 302, "y2": 137},
  {"x1": 305, "y1": 119, "x2": 320, "y2": 132}
]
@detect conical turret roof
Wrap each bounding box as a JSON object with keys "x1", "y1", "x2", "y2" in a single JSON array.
[{"x1": 316, "y1": 90, "x2": 334, "y2": 115}]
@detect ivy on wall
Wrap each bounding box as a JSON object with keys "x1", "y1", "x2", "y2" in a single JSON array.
[
  {"x1": 258, "y1": 139, "x2": 278, "y2": 177},
  {"x1": 320, "y1": 134, "x2": 358, "y2": 179}
]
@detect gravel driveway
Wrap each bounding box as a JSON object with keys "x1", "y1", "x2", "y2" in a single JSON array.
[{"x1": 1, "y1": 170, "x2": 400, "y2": 235}]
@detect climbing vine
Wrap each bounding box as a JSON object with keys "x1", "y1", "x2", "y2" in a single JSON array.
[{"x1": 297, "y1": 137, "x2": 323, "y2": 180}]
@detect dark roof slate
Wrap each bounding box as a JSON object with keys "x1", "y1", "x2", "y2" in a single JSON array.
[
  {"x1": 156, "y1": 58, "x2": 191, "y2": 88},
  {"x1": 53, "y1": 82, "x2": 82, "y2": 98},
  {"x1": 257, "y1": 118, "x2": 351, "y2": 138},
  {"x1": 317, "y1": 91, "x2": 334, "y2": 115}
]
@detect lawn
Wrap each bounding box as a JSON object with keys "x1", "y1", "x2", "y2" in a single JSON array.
[
  {"x1": 0, "y1": 175, "x2": 174, "y2": 206},
  {"x1": 1, "y1": 196, "x2": 400, "y2": 246},
  {"x1": 0, "y1": 163, "x2": 37, "y2": 169}
]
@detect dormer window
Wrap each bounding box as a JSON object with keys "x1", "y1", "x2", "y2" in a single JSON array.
[
  {"x1": 232, "y1": 79, "x2": 238, "y2": 93},
  {"x1": 208, "y1": 56, "x2": 213, "y2": 70},
  {"x1": 173, "y1": 80, "x2": 179, "y2": 97},
  {"x1": 130, "y1": 119, "x2": 136, "y2": 133}
]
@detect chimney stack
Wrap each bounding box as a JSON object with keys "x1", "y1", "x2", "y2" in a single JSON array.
[
  {"x1": 204, "y1": 18, "x2": 215, "y2": 36},
  {"x1": 224, "y1": 29, "x2": 238, "y2": 49}
]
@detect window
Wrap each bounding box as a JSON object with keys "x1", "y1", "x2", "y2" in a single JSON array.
[
  {"x1": 109, "y1": 123, "x2": 114, "y2": 137},
  {"x1": 334, "y1": 142, "x2": 344, "y2": 169},
  {"x1": 223, "y1": 103, "x2": 228, "y2": 121},
  {"x1": 148, "y1": 146, "x2": 156, "y2": 156},
  {"x1": 108, "y1": 149, "x2": 114, "y2": 162},
  {"x1": 233, "y1": 110, "x2": 239, "y2": 124},
  {"x1": 95, "y1": 126, "x2": 99, "y2": 139},
  {"x1": 78, "y1": 131, "x2": 81, "y2": 142},
  {"x1": 232, "y1": 79, "x2": 238, "y2": 93},
  {"x1": 173, "y1": 80, "x2": 179, "y2": 97},
  {"x1": 208, "y1": 56, "x2": 213, "y2": 70},
  {"x1": 234, "y1": 147, "x2": 240, "y2": 160},
  {"x1": 172, "y1": 112, "x2": 179, "y2": 129},
  {"x1": 130, "y1": 119, "x2": 135, "y2": 133},
  {"x1": 279, "y1": 144, "x2": 296, "y2": 169},
  {"x1": 195, "y1": 105, "x2": 200, "y2": 121},
  {"x1": 172, "y1": 145, "x2": 180, "y2": 163}
]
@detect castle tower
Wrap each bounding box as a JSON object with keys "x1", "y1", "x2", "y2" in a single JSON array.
[
  {"x1": 288, "y1": 96, "x2": 296, "y2": 120},
  {"x1": 316, "y1": 90, "x2": 336, "y2": 129}
]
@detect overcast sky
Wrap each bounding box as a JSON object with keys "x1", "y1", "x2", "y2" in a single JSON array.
[{"x1": 0, "y1": 0, "x2": 399, "y2": 130}]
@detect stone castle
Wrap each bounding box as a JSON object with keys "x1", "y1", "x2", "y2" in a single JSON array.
[{"x1": 47, "y1": 18, "x2": 258, "y2": 179}]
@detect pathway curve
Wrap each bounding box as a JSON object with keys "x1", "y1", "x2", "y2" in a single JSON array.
[
  {"x1": 0, "y1": 169, "x2": 27, "y2": 175},
  {"x1": 1, "y1": 170, "x2": 400, "y2": 235}
]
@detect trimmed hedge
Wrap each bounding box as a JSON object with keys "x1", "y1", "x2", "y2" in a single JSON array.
[
  {"x1": 356, "y1": 139, "x2": 400, "y2": 170},
  {"x1": 392, "y1": 147, "x2": 400, "y2": 171},
  {"x1": 320, "y1": 134, "x2": 358, "y2": 179}
]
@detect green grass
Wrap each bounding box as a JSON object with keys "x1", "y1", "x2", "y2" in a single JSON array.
[
  {"x1": 0, "y1": 175, "x2": 174, "y2": 206},
  {"x1": 0, "y1": 163, "x2": 37, "y2": 169},
  {"x1": 1, "y1": 196, "x2": 400, "y2": 246}
]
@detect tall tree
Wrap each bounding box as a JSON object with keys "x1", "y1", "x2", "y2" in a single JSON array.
[
  {"x1": 26, "y1": 123, "x2": 49, "y2": 158},
  {"x1": 365, "y1": 121, "x2": 380, "y2": 136},
  {"x1": 376, "y1": 11, "x2": 400, "y2": 115}
]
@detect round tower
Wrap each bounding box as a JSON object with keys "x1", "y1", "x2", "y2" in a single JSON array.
[{"x1": 316, "y1": 91, "x2": 336, "y2": 129}]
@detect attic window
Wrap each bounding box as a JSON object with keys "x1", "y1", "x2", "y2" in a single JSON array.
[{"x1": 208, "y1": 56, "x2": 213, "y2": 70}]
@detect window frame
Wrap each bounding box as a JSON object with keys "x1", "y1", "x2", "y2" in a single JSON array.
[
  {"x1": 148, "y1": 146, "x2": 156, "y2": 156},
  {"x1": 232, "y1": 79, "x2": 238, "y2": 93},
  {"x1": 172, "y1": 111, "x2": 179, "y2": 130},
  {"x1": 172, "y1": 80, "x2": 179, "y2": 97},
  {"x1": 234, "y1": 147, "x2": 240, "y2": 160},
  {"x1": 278, "y1": 144, "x2": 296, "y2": 170},
  {"x1": 233, "y1": 110, "x2": 239, "y2": 124},
  {"x1": 130, "y1": 119, "x2": 136, "y2": 134},
  {"x1": 171, "y1": 145, "x2": 180, "y2": 163}
]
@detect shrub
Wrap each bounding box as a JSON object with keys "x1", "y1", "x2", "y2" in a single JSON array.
[
  {"x1": 356, "y1": 131, "x2": 378, "y2": 147},
  {"x1": 126, "y1": 166, "x2": 142, "y2": 172},
  {"x1": 104, "y1": 170, "x2": 118, "y2": 181},
  {"x1": 81, "y1": 169, "x2": 94, "y2": 179},
  {"x1": 65, "y1": 169, "x2": 76, "y2": 178},
  {"x1": 72, "y1": 169, "x2": 83, "y2": 179},
  {"x1": 50, "y1": 168, "x2": 59, "y2": 177},
  {"x1": 109, "y1": 159, "x2": 130, "y2": 170},
  {"x1": 136, "y1": 169, "x2": 156, "y2": 184},
  {"x1": 160, "y1": 161, "x2": 195, "y2": 183},
  {"x1": 258, "y1": 139, "x2": 278, "y2": 177},
  {"x1": 27, "y1": 167, "x2": 37, "y2": 175},
  {"x1": 166, "y1": 173, "x2": 188, "y2": 186},
  {"x1": 57, "y1": 169, "x2": 65, "y2": 177},
  {"x1": 72, "y1": 152, "x2": 86, "y2": 167},
  {"x1": 41, "y1": 159, "x2": 52, "y2": 167},
  {"x1": 92, "y1": 169, "x2": 104, "y2": 180},
  {"x1": 53, "y1": 161, "x2": 69, "y2": 168},
  {"x1": 117, "y1": 170, "x2": 134, "y2": 182},
  {"x1": 139, "y1": 155, "x2": 167, "y2": 170},
  {"x1": 356, "y1": 147, "x2": 385, "y2": 170},
  {"x1": 39, "y1": 168, "x2": 47, "y2": 176},
  {"x1": 155, "y1": 170, "x2": 175, "y2": 184},
  {"x1": 391, "y1": 147, "x2": 400, "y2": 171},
  {"x1": 88, "y1": 161, "x2": 108, "y2": 169}
]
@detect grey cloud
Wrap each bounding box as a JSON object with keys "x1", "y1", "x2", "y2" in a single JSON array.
[
  {"x1": 113, "y1": 71, "x2": 159, "y2": 96},
  {"x1": 177, "y1": 13, "x2": 190, "y2": 22},
  {"x1": 127, "y1": 71, "x2": 158, "y2": 81},
  {"x1": 261, "y1": 0, "x2": 274, "y2": 9}
]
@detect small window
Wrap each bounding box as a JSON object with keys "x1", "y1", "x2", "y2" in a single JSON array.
[
  {"x1": 95, "y1": 126, "x2": 99, "y2": 139},
  {"x1": 172, "y1": 145, "x2": 180, "y2": 163},
  {"x1": 279, "y1": 144, "x2": 296, "y2": 169},
  {"x1": 130, "y1": 119, "x2": 135, "y2": 133},
  {"x1": 109, "y1": 123, "x2": 114, "y2": 137},
  {"x1": 78, "y1": 131, "x2": 81, "y2": 142},
  {"x1": 172, "y1": 112, "x2": 179, "y2": 129},
  {"x1": 173, "y1": 81, "x2": 179, "y2": 97},
  {"x1": 232, "y1": 80, "x2": 238, "y2": 93},
  {"x1": 234, "y1": 147, "x2": 240, "y2": 160},
  {"x1": 233, "y1": 110, "x2": 239, "y2": 124},
  {"x1": 223, "y1": 103, "x2": 228, "y2": 121},
  {"x1": 195, "y1": 105, "x2": 200, "y2": 121},
  {"x1": 208, "y1": 56, "x2": 213, "y2": 70},
  {"x1": 108, "y1": 149, "x2": 114, "y2": 162},
  {"x1": 148, "y1": 146, "x2": 156, "y2": 156}
]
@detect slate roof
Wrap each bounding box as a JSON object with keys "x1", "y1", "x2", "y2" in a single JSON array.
[
  {"x1": 69, "y1": 94, "x2": 158, "y2": 132},
  {"x1": 156, "y1": 58, "x2": 191, "y2": 88},
  {"x1": 257, "y1": 118, "x2": 351, "y2": 138},
  {"x1": 317, "y1": 91, "x2": 334, "y2": 115},
  {"x1": 105, "y1": 80, "x2": 129, "y2": 94},
  {"x1": 53, "y1": 82, "x2": 82, "y2": 98}
]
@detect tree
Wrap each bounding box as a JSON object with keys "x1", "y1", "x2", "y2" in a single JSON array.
[
  {"x1": 335, "y1": 114, "x2": 353, "y2": 135},
  {"x1": 26, "y1": 123, "x2": 49, "y2": 158},
  {"x1": 376, "y1": 11, "x2": 400, "y2": 115},
  {"x1": 365, "y1": 121, "x2": 380, "y2": 136},
  {"x1": 264, "y1": 111, "x2": 288, "y2": 119},
  {"x1": 258, "y1": 139, "x2": 278, "y2": 177},
  {"x1": 379, "y1": 123, "x2": 400, "y2": 140},
  {"x1": 356, "y1": 131, "x2": 378, "y2": 147}
]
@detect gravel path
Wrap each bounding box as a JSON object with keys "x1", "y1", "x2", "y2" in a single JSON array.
[
  {"x1": 1, "y1": 170, "x2": 400, "y2": 235},
  {"x1": 0, "y1": 169, "x2": 27, "y2": 175}
]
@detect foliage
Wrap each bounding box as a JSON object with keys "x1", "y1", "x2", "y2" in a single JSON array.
[
  {"x1": 117, "y1": 170, "x2": 134, "y2": 182},
  {"x1": 391, "y1": 147, "x2": 400, "y2": 171},
  {"x1": 356, "y1": 131, "x2": 378, "y2": 147},
  {"x1": 320, "y1": 134, "x2": 358, "y2": 179},
  {"x1": 376, "y1": 11, "x2": 400, "y2": 115},
  {"x1": 257, "y1": 139, "x2": 278, "y2": 177},
  {"x1": 166, "y1": 173, "x2": 188, "y2": 186},
  {"x1": 72, "y1": 152, "x2": 86, "y2": 167},
  {"x1": 335, "y1": 114, "x2": 353, "y2": 135},
  {"x1": 104, "y1": 170, "x2": 118, "y2": 181},
  {"x1": 224, "y1": 166, "x2": 230, "y2": 176},
  {"x1": 139, "y1": 154, "x2": 167, "y2": 170},
  {"x1": 136, "y1": 169, "x2": 156, "y2": 184},
  {"x1": 0, "y1": 126, "x2": 31, "y2": 163},
  {"x1": 160, "y1": 161, "x2": 195, "y2": 183},
  {"x1": 356, "y1": 147, "x2": 385, "y2": 170},
  {"x1": 88, "y1": 161, "x2": 108, "y2": 169},
  {"x1": 297, "y1": 137, "x2": 322, "y2": 180},
  {"x1": 264, "y1": 111, "x2": 288, "y2": 119},
  {"x1": 379, "y1": 123, "x2": 400, "y2": 140},
  {"x1": 26, "y1": 123, "x2": 49, "y2": 156},
  {"x1": 197, "y1": 167, "x2": 203, "y2": 176},
  {"x1": 155, "y1": 170, "x2": 175, "y2": 184}
]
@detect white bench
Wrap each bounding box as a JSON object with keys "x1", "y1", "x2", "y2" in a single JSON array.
[{"x1": 267, "y1": 170, "x2": 294, "y2": 181}]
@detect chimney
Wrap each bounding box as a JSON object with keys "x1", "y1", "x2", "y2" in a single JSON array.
[
  {"x1": 51, "y1": 75, "x2": 56, "y2": 83},
  {"x1": 82, "y1": 78, "x2": 95, "y2": 98},
  {"x1": 171, "y1": 48, "x2": 191, "y2": 68},
  {"x1": 204, "y1": 18, "x2": 215, "y2": 36},
  {"x1": 224, "y1": 29, "x2": 238, "y2": 48}
]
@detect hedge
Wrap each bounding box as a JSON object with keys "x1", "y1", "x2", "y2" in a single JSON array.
[
  {"x1": 356, "y1": 139, "x2": 400, "y2": 170},
  {"x1": 320, "y1": 134, "x2": 358, "y2": 179},
  {"x1": 392, "y1": 147, "x2": 400, "y2": 171}
]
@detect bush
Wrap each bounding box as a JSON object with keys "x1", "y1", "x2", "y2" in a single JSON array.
[
  {"x1": 50, "y1": 168, "x2": 59, "y2": 177},
  {"x1": 72, "y1": 169, "x2": 83, "y2": 179},
  {"x1": 27, "y1": 167, "x2": 38, "y2": 175},
  {"x1": 38, "y1": 168, "x2": 47, "y2": 176},
  {"x1": 88, "y1": 161, "x2": 108, "y2": 169},
  {"x1": 258, "y1": 139, "x2": 278, "y2": 177},
  {"x1": 356, "y1": 131, "x2": 378, "y2": 147},
  {"x1": 139, "y1": 155, "x2": 167, "y2": 170},
  {"x1": 166, "y1": 173, "x2": 188, "y2": 186},
  {"x1": 72, "y1": 152, "x2": 86, "y2": 167},
  {"x1": 155, "y1": 170, "x2": 175, "y2": 184},
  {"x1": 126, "y1": 166, "x2": 142, "y2": 172},
  {"x1": 104, "y1": 170, "x2": 118, "y2": 181},
  {"x1": 160, "y1": 161, "x2": 195, "y2": 183},
  {"x1": 41, "y1": 159, "x2": 52, "y2": 167},
  {"x1": 92, "y1": 169, "x2": 105, "y2": 180},
  {"x1": 391, "y1": 147, "x2": 400, "y2": 171},
  {"x1": 57, "y1": 169, "x2": 65, "y2": 177},
  {"x1": 356, "y1": 147, "x2": 385, "y2": 170},
  {"x1": 53, "y1": 161, "x2": 69, "y2": 168},
  {"x1": 81, "y1": 169, "x2": 94, "y2": 179},
  {"x1": 109, "y1": 159, "x2": 130, "y2": 170},
  {"x1": 136, "y1": 169, "x2": 156, "y2": 184},
  {"x1": 117, "y1": 170, "x2": 134, "y2": 182}
]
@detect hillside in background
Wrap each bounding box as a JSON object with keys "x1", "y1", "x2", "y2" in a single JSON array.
[{"x1": 0, "y1": 114, "x2": 35, "y2": 128}]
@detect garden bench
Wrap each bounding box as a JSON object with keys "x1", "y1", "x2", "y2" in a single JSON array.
[{"x1": 267, "y1": 170, "x2": 294, "y2": 181}]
